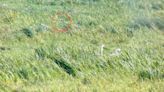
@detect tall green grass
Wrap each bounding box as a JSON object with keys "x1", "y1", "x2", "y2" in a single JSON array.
[{"x1": 0, "y1": 0, "x2": 164, "y2": 92}]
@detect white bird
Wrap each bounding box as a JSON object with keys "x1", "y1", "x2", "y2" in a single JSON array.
[
  {"x1": 110, "y1": 48, "x2": 121, "y2": 57},
  {"x1": 100, "y1": 44, "x2": 105, "y2": 56}
]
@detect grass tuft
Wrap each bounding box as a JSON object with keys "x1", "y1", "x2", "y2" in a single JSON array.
[
  {"x1": 21, "y1": 28, "x2": 34, "y2": 38},
  {"x1": 138, "y1": 69, "x2": 163, "y2": 80},
  {"x1": 54, "y1": 58, "x2": 77, "y2": 77}
]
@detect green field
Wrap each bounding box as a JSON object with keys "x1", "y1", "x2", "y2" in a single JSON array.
[{"x1": 0, "y1": 0, "x2": 164, "y2": 92}]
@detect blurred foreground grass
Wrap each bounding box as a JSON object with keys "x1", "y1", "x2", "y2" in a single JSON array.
[{"x1": 0, "y1": 0, "x2": 164, "y2": 92}]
